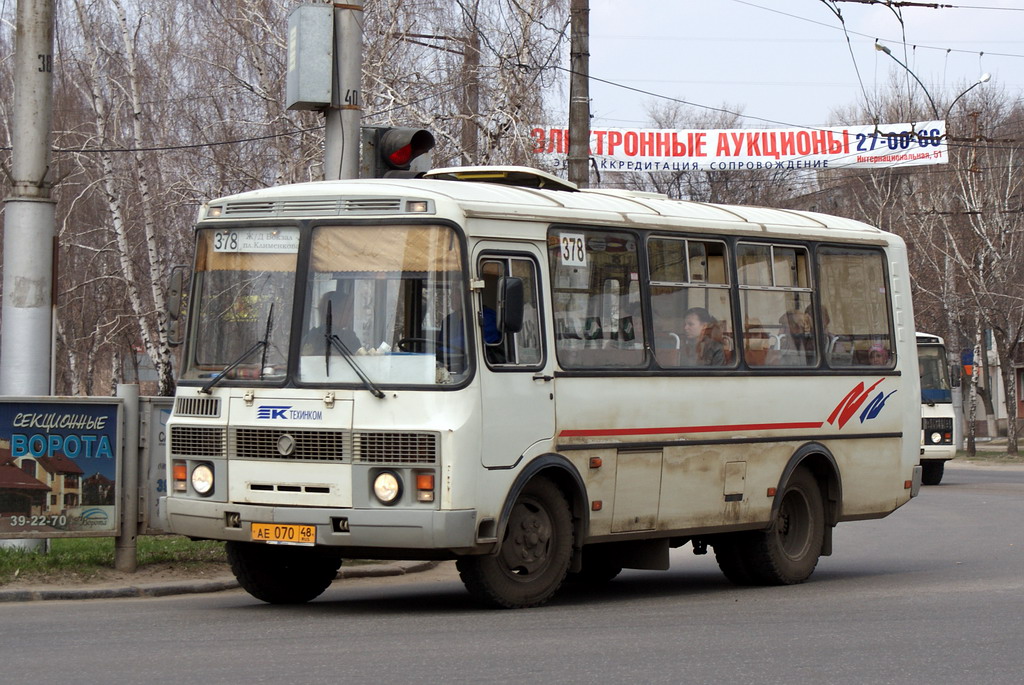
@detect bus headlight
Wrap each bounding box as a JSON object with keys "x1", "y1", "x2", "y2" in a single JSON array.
[
  {"x1": 373, "y1": 471, "x2": 402, "y2": 505},
  {"x1": 929, "y1": 432, "x2": 942, "y2": 444},
  {"x1": 191, "y1": 463, "x2": 215, "y2": 496}
]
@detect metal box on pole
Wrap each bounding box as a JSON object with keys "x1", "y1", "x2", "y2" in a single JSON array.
[{"x1": 285, "y1": 4, "x2": 333, "y2": 111}]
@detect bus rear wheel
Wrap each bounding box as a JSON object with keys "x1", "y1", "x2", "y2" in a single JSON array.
[
  {"x1": 714, "y1": 468, "x2": 825, "y2": 586},
  {"x1": 457, "y1": 479, "x2": 573, "y2": 609},
  {"x1": 226, "y1": 541, "x2": 342, "y2": 604}
]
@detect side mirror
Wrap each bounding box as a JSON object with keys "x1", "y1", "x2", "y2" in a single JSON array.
[
  {"x1": 499, "y1": 277, "x2": 524, "y2": 334},
  {"x1": 167, "y1": 265, "x2": 187, "y2": 347}
]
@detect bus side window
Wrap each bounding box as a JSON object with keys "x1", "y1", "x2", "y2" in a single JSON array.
[
  {"x1": 817, "y1": 247, "x2": 893, "y2": 369},
  {"x1": 479, "y1": 255, "x2": 544, "y2": 368},
  {"x1": 648, "y1": 237, "x2": 733, "y2": 369},
  {"x1": 550, "y1": 229, "x2": 645, "y2": 369},
  {"x1": 738, "y1": 243, "x2": 814, "y2": 367}
]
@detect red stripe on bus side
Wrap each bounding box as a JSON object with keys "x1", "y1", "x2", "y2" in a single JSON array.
[{"x1": 558, "y1": 421, "x2": 825, "y2": 438}]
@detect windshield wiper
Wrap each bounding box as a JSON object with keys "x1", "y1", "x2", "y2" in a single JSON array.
[
  {"x1": 324, "y1": 300, "x2": 385, "y2": 399},
  {"x1": 199, "y1": 304, "x2": 274, "y2": 394}
]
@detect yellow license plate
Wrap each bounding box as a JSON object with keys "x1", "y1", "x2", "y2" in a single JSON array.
[{"x1": 250, "y1": 523, "x2": 316, "y2": 546}]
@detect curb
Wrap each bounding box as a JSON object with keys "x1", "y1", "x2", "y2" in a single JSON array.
[{"x1": 0, "y1": 560, "x2": 439, "y2": 603}]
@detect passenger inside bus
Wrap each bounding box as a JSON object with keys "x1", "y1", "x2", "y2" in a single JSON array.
[
  {"x1": 775, "y1": 310, "x2": 814, "y2": 366},
  {"x1": 302, "y1": 291, "x2": 361, "y2": 354},
  {"x1": 479, "y1": 264, "x2": 506, "y2": 363},
  {"x1": 869, "y1": 343, "x2": 890, "y2": 365},
  {"x1": 680, "y1": 306, "x2": 725, "y2": 366}
]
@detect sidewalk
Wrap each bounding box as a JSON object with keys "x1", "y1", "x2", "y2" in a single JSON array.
[{"x1": 0, "y1": 560, "x2": 438, "y2": 603}]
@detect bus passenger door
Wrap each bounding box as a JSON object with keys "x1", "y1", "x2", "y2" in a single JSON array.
[{"x1": 476, "y1": 248, "x2": 555, "y2": 468}]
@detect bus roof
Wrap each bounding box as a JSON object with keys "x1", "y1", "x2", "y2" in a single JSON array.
[
  {"x1": 199, "y1": 166, "x2": 892, "y2": 243},
  {"x1": 916, "y1": 332, "x2": 945, "y2": 345}
]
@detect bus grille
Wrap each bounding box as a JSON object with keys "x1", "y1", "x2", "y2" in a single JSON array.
[
  {"x1": 354, "y1": 432, "x2": 438, "y2": 464},
  {"x1": 170, "y1": 426, "x2": 439, "y2": 464},
  {"x1": 233, "y1": 428, "x2": 351, "y2": 461},
  {"x1": 174, "y1": 396, "x2": 221, "y2": 418},
  {"x1": 922, "y1": 417, "x2": 953, "y2": 433},
  {"x1": 170, "y1": 426, "x2": 227, "y2": 457}
]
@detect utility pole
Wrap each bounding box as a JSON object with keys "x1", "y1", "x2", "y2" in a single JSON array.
[
  {"x1": 1, "y1": 0, "x2": 56, "y2": 554},
  {"x1": 460, "y1": 31, "x2": 481, "y2": 163},
  {"x1": 568, "y1": 0, "x2": 591, "y2": 188},
  {"x1": 324, "y1": 1, "x2": 364, "y2": 180},
  {"x1": 2, "y1": 0, "x2": 56, "y2": 397}
]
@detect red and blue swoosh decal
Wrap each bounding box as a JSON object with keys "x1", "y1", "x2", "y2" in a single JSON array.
[{"x1": 558, "y1": 379, "x2": 895, "y2": 439}]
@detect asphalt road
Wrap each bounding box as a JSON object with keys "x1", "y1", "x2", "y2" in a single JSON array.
[{"x1": 3, "y1": 463, "x2": 1022, "y2": 685}]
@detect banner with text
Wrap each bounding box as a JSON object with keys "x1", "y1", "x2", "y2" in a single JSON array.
[{"x1": 531, "y1": 121, "x2": 947, "y2": 172}]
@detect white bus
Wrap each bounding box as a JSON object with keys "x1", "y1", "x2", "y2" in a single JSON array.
[
  {"x1": 916, "y1": 332, "x2": 958, "y2": 485},
  {"x1": 164, "y1": 166, "x2": 922, "y2": 608}
]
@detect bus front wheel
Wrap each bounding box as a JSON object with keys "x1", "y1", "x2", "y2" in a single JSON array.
[
  {"x1": 921, "y1": 460, "x2": 945, "y2": 485},
  {"x1": 714, "y1": 468, "x2": 825, "y2": 586},
  {"x1": 226, "y1": 541, "x2": 342, "y2": 604},
  {"x1": 457, "y1": 479, "x2": 573, "y2": 609}
]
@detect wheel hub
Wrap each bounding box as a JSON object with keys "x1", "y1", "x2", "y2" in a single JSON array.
[{"x1": 500, "y1": 499, "x2": 552, "y2": 575}]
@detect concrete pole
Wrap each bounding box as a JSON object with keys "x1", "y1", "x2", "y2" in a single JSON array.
[
  {"x1": 460, "y1": 32, "x2": 480, "y2": 164},
  {"x1": 567, "y1": 0, "x2": 591, "y2": 188},
  {"x1": 0, "y1": 0, "x2": 56, "y2": 555},
  {"x1": 115, "y1": 384, "x2": 140, "y2": 572},
  {"x1": 2, "y1": 0, "x2": 56, "y2": 396},
  {"x1": 324, "y1": 1, "x2": 364, "y2": 180}
]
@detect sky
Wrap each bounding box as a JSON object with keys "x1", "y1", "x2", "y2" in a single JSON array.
[{"x1": 585, "y1": 0, "x2": 1024, "y2": 130}]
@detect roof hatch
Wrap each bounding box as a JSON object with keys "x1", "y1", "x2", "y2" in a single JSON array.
[{"x1": 423, "y1": 165, "x2": 578, "y2": 192}]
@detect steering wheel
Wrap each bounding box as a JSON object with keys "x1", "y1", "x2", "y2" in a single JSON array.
[{"x1": 397, "y1": 337, "x2": 431, "y2": 353}]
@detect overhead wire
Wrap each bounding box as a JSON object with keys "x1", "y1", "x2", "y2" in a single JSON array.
[{"x1": 1, "y1": 0, "x2": 1019, "y2": 160}]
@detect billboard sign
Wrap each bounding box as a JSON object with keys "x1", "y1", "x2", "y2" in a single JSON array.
[
  {"x1": 531, "y1": 121, "x2": 948, "y2": 172},
  {"x1": 0, "y1": 398, "x2": 122, "y2": 538}
]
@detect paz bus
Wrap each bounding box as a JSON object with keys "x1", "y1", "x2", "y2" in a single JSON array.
[
  {"x1": 163, "y1": 166, "x2": 922, "y2": 608},
  {"x1": 916, "y1": 332, "x2": 958, "y2": 485}
]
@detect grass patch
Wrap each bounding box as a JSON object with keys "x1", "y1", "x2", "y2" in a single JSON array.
[
  {"x1": 956, "y1": 450, "x2": 1024, "y2": 464},
  {"x1": 0, "y1": 536, "x2": 225, "y2": 586}
]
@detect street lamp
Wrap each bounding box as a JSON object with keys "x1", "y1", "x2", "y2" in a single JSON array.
[
  {"x1": 875, "y1": 42, "x2": 990, "y2": 121},
  {"x1": 944, "y1": 73, "x2": 991, "y2": 119},
  {"x1": 875, "y1": 42, "x2": 940, "y2": 119}
]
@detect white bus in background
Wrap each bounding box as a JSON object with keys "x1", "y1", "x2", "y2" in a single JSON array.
[
  {"x1": 916, "y1": 332, "x2": 959, "y2": 485},
  {"x1": 163, "y1": 166, "x2": 923, "y2": 609}
]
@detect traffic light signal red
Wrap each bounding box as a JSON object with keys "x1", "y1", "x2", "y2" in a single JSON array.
[{"x1": 361, "y1": 127, "x2": 435, "y2": 178}]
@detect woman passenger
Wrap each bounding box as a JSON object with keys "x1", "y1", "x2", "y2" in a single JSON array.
[{"x1": 680, "y1": 307, "x2": 725, "y2": 366}]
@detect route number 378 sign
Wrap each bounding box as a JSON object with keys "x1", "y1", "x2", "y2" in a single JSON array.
[{"x1": 560, "y1": 233, "x2": 587, "y2": 267}]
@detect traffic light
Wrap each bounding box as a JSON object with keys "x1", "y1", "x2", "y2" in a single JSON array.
[{"x1": 360, "y1": 127, "x2": 435, "y2": 178}]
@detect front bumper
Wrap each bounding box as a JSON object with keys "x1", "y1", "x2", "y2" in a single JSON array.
[{"x1": 164, "y1": 496, "x2": 479, "y2": 551}]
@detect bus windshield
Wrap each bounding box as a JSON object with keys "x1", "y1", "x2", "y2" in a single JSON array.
[
  {"x1": 181, "y1": 224, "x2": 469, "y2": 387},
  {"x1": 181, "y1": 227, "x2": 299, "y2": 382},
  {"x1": 297, "y1": 224, "x2": 468, "y2": 386},
  {"x1": 919, "y1": 343, "x2": 952, "y2": 404}
]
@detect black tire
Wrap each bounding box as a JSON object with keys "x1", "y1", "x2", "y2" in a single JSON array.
[
  {"x1": 713, "y1": 468, "x2": 825, "y2": 586},
  {"x1": 457, "y1": 479, "x2": 574, "y2": 608},
  {"x1": 226, "y1": 541, "x2": 342, "y2": 604},
  {"x1": 921, "y1": 460, "x2": 945, "y2": 485},
  {"x1": 712, "y1": 532, "x2": 757, "y2": 586},
  {"x1": 567, "y1": 546, "x2": 623, "y2": 585}
]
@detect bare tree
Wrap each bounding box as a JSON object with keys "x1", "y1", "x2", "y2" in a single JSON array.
[
  {"x1": 1, "y1": 0, "x2": 571, "y2": 396},
  {"x1": 362, "y1": 0, "x2": 568, "y2": 167}
]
